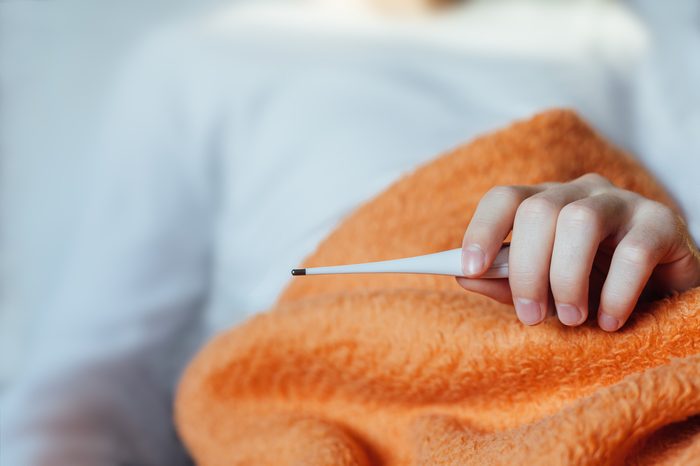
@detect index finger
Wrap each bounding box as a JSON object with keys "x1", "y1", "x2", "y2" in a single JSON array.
[{"x1": 462, "y1": 184, "x2": 547, "y2": 277}]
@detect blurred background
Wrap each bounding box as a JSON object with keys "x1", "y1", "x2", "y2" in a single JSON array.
[
  {"x1": 0, "y1": 0, "x2": 700, "y2": 390},
  {"x1": 0, "y1": 0, "x2": 229, "y2": 391},
  {"x1": 0, "y1": 0, "x2": 700, "y2": 464}
]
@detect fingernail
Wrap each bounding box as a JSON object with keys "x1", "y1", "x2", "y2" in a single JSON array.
[
  {"x1": 557, "y1": 304, "x2": 583, "y2": 326},
  {"x1": 599, "y1": 313, "x2": 621, "y2": 332},
  {"x1": 515, "y1": 298, "x2": 543, "y2": 325},
  {"x1": 463, "y1": 244, "x2": 485, "y2": 276}
]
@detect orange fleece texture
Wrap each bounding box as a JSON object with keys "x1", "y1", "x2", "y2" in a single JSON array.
[{"x1": 175, "y1": 110, "x2": 700, "y2": 465}]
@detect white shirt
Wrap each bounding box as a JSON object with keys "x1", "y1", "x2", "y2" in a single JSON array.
[{"x1": 3, "y1": 1, "x2": 699, "y2": 464}]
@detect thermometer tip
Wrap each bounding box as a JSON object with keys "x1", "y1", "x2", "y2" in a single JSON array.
[{"x1": 291, "y1": 268, "x2": 306, "y2": 276}]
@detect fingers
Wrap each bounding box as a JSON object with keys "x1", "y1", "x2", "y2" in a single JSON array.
[
  {"x1": 455, "y1": 277, "x2": 512, "y2": 304},
  {"x1": 598, "y1": 203, "x2": 676, "y2": 331},
  {"x1": 462, "y1": 185, "x2": 540, "y2": 277},
  {"x1": 460, "y1": 174, "x2": 694, "y2": 332},
  {"x1": 549, "y1": 194, "x2": 627, "y2": 326},
  {"x1": 509, "y1": 184, "x2": 590, "y2": 325},
  {"x1": 648, "y1": 215, "x2": 700, "y2": 293}
]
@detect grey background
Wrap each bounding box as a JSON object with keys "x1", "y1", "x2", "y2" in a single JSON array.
[{"x1": 0, "y1": 0, "x2": 229, "y2": 391}]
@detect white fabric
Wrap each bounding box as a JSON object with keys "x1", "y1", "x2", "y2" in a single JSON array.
[
  {"x1": 0, "y1": 0, "x2": 228, "y2": 392},
  {"x1": 2, "y1": 1, "x2": 699, "y2": 464}
]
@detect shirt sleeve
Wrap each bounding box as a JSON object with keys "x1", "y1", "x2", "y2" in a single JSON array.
[{"x1": 1, "y1": 28, "x2": 214, "y2": 466}]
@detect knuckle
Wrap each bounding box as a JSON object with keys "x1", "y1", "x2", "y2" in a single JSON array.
[
  {"x1": 508, "y1": 269, "x2": 543, "y2": 290},
  {"x1": 559, "y1": 203, "x2": 601, "y2": 229},
  {"x1": 617, "y1": 243, "x2": 656, "y2": 268},
  {"x1": 601, "y1": 293, "x2": 630, "y2": 317},
  {"x1": 579, "y1": 172, "x2": 611, "y2": 186},
  {"x1": 638, "y1": 201, "x2": 681, "y2": 241},
  {"x1": 549, "y1": 268, "x2": 580, "y2": 291},
  {"x1": 644, "y1": 201, "x2": 677, "y2": 225},
  {"x1": 467, "y1": 217, "x2": 497, "y2": 235},
  {"x1": 487, "y1": 185, "x2": 523, "y2": 204},
  {"x1": 518, "y1": 196, "x2": 560, "y2": 219}
]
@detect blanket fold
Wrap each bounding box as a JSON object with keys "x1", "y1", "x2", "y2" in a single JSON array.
[{"x1": 175, "y1": 110, "x2": 700, "y2": 465}]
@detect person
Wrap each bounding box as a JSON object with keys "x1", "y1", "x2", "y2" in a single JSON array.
[{"x1": 2, "y1": 0, "x2": 699, "y2": 464}]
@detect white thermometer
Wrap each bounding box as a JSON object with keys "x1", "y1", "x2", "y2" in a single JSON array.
[{"x1": 291, "y1": 244, "x2": 509, "y2": 279}]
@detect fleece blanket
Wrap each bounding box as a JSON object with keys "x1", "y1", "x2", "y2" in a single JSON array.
[{"x1": 175, "y1": 110, "x2": 700, "y2": 465}]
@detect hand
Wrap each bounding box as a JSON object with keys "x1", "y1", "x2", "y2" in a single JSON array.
[{"x1": 456, "y1": 173, "x2": 700, "y2": 331}]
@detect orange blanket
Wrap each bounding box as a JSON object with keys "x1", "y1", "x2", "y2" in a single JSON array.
[{"x1": 175, "y1": 110, "x2": 700, "y2": 465}]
